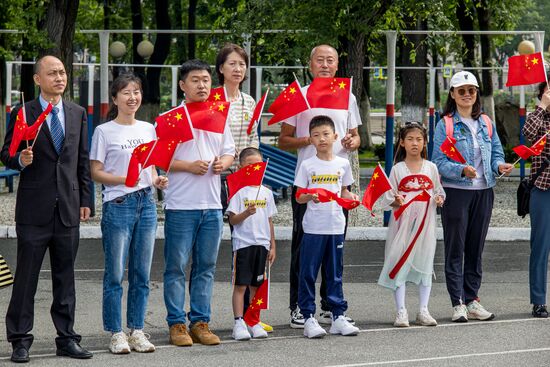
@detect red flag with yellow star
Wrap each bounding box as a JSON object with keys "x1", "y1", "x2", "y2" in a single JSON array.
[
  {"x1": 267, "y1": 80, "x2": 309, "y2": 125},
  {"x1": 506, "y1": 52, "x2": 547, "y2": 87},
  {"x1": 306, "y1": 77, "x2": 351, "y2": 110},
  {"x1": 243, "y1": 277, "x2": 268, "y2": 327},
  {"x1": 185, "y1": 100, "x2": 230, "y2": 134},
  {"x1": 440, "y1": 136, "x2": 466, "y2": 164},
  {"x1": 295, "y1": 188, "x2": 360, "y2": 210},
  {"x1": 24, "y1": 102, "x2": 53, "y2": 140},
  {"x1": 8, "y1": 108, "x2": 28, "y2": 157},
  {"x1": 513, "y1": 135, "x2": 547, "y2": 160},
  {"x1": 226, "y1": 161, "x2": 267, "y2": 201},
  {"x1": 362, "y1": 163, "x2": 393, "y2": 211},
  {"x1": 207, "y1": 86, "x2": 227, "y2": 102},
  {"x1": 125, "y1": 139, "x2": 178, "y2": 187},
  {"x1": 155, "y1": 106, "x2": 194, "y2": 144},
  {"x1": 247, "y1": 88, "x2": 269, "y2": 135}
]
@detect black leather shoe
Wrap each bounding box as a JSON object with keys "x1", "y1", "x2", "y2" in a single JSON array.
[
  {"x1": 56, "y1": 340, "x2": 93, "y2": 359},
  {"x1": 532, "y1": 304, "x2": 549, "y2": 318},
  {"x1": 11, "y1": 347, "x2": 29, "y2": 363}
]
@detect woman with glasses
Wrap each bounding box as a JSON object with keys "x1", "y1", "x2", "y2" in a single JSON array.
[{"x1": 432, "y1": 71, "x2": 512, "y2": 323}]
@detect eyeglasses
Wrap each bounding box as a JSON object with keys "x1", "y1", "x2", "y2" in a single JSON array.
[{"x1": 455, "y1": 87, "x2": 477, "y2": 96}]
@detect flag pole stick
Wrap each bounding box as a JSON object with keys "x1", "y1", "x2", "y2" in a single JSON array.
[
  {"x1": 378, "y1": 162, "x2": 397, "y2": 196},
  {"x1": 254, "y1": 158, "x2": 269, "y2": 202},
  {"x1": 292, "y1": 72, "x2": 311, "y2": 110},
  {"x1": 164, "y1": 143, "x2": 179, "y2": 176},
  {"x1": 20, "y1": 92, "x2": 29, "y2": 149}
]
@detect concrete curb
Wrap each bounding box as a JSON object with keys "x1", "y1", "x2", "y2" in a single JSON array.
[{"x1": 0, "y1": 225, "x2": 531, "y2": 242}]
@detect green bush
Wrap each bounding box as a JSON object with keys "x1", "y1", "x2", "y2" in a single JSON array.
[{"x1": 373, "y1": 143, "x2": 386, "y2": 162}]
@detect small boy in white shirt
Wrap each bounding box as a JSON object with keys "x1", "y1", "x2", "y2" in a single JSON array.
[
  {"x1": 226, "y1": 147, "x2": 277, "y2": 340},
  {"x1": 294, "y1": 115, "x2": 360, "y2": 338}
]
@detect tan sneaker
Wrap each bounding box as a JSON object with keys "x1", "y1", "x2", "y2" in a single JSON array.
[
  {"x1": 169, "y1": 324, "x2": 193, "y2": 346},
  {"x1": 190, "y1": 322, "x2": 220, "y2": 345}
]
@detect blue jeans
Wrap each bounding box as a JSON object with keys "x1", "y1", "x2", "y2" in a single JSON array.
[
  {"x1": 101, "y1": 188, "x2": 157, "y2": 332},
  {"x1": 529, "y1": 188, "x2": 550, "y2": 305},
  {"x1": 164, "y1": 209, "x2": 223, "y2": 326}
]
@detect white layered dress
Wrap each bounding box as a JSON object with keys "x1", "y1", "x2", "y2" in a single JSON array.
[{"x1": 377, "y1": 160, "x2": 445, "y2": 290}]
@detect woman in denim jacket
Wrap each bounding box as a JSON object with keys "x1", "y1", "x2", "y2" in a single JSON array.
[{"x1": 432, "y1": 71, "x2": 512, "y2": 323}]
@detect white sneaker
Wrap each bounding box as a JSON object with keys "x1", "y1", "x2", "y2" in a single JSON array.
[
  {"x1": 467, "y1": 300, "x2": 495, "y2": 321},
  {"x1": 109, "y1": 332, "x2": 130, "y2": 354},
  {"x1": 319, "y1": 311, "x2": 356, "y2": 325},
  {"x1": 303, "y1": 317, "x2": 327, "y2": 339},
  {"x1": 290, "y1": 308, "x2": 305, "y2": 329},
  {"x1": 128, "y1": 329, "x2": 155, "y2": 353},
  {"x1": 249, "y1": 323, "x2": 268, "y2": 339},
  {"x1": 394, "y1": 308, "x2": 409, "y2": 327},
  {"x1": 329, "y1": 315, "x2": 359, "y2": 336},
  {"x1": 232, "y1": 319, "x2": 251, "y2": 341},
  {"x1": 416, "y1": 309, "x2": 437, "y2": 326},
  {"x1": 452, "y1": 304, "x2": 468, "y2": 322}
]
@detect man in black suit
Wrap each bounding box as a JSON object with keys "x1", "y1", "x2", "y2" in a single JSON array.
[{"x1": 1, "y1": 55, "x2": 93, "y2": 363}]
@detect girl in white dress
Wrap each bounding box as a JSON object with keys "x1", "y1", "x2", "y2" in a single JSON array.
[{"x1": 377, "y1": 122, "x2": 445, "y2": 327}]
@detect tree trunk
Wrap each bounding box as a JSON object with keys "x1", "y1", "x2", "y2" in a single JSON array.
[
  {"x1": 359, "y1": 52, "x2": 372, "y2": 151},
  {"x1": 131, "y1": 0, "x2": 146, "y2": 85},
  {"x1": 400, "y1": 18, "x2": 428, "y2": 123},
  {"x1": 40, "y1": 0, "x2": 80, "y2": 99},
  {"x1": 20, "y1": 34, "x2": 36, "y2": 102},
  {"x1": 456, "y1": 1, "x2": 480, "y2": 83},
  {"x1": 337, "y1": 34, "x2": 365, "y2": 226},
  {"x1": 477, "y1": 0, "x2": 495, "y2": 120},
  {"x1": 139, "y1": 0, "x2": 171, "y2": 123},
  {"x1": 188, "y1": 0, "x2": 198, "y2": 60},
  {"x1": 173, "y1": 0, "x2": 185, "y2": 102}
]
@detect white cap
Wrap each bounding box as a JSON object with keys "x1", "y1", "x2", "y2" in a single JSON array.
[{"x1": 450, "y1": 71, "x2": 479, "y2": 89}]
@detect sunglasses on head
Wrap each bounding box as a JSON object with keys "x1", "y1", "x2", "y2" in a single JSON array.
[
  {"x1": 404, "y1": 121, "x2": 423, "y2": 127},
  {"x1": 455, "y1": 87, "x2": 477, "y2": 96}
]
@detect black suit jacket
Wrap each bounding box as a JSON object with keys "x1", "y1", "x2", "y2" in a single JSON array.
[{"x1": 0, "y1": 98, "x2": 92, "y2": 227}]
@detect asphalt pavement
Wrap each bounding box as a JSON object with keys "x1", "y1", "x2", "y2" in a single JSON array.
[{"x1": 0, "y1": 239, "x2": 549, "y2": 366}]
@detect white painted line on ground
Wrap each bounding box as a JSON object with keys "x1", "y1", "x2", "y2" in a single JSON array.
[
  {"x1": 2, "y1": 226, "x2": 532, "y2": 241},
  {"x1": 0, "y1": 317, "x2": 547, "y2": 361},
  {"x1": 324, "y1": 347, "x2": 550, "y2": 366}
]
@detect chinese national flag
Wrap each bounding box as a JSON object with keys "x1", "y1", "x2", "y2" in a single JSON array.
[
  {"x1": 24, "y1": 103, "x2": 53, "y2": 140},
  {"x1": 440, "y1": 136, "x2": 466, "y2": 164},
  {"x1": 247, "y1": 89, "x2": 269, "y2": 135},
  {"x1": 306, "y1": 77, "x2": 351, "y2": 110},
  {"x1": 506, "y1": 52, "x2": 547, "y2": 87},
  {"x1": 393, "y1": 190, "x2": 431, "y2": 220},
  {"x1": 207, "y1": 86, "x2": 227, "y2": 102},
  {"x1": 243, "y1": 278, "x2": 268, "y2": 327},
  {"x1": 513, "y1": 135, "x2": 547, "y2": 160},
  {"x1": 125, "y1": 139, "x2": 178, "y2": 187},
  {"x1": 226, "y1": 161, "x2": 267, "y2": 201},
  {"x1": 362, "y1": 164, "x2": 393, "y2": 211},
  {"x1": 295, "y1": 188, "x2": 360, "y2": 210},
  {"x1": 155, "y1": 106, "x2": 194, "y2": 144},
  {"x1": 267, "y1": 80, "x2": 309, "y2": 125},
  {"x1": 8, "y1": 108, "x2": 28, "y2": 157},
  {"x1": 185, "y1": 101, "x2": 230, "y2": 134}
]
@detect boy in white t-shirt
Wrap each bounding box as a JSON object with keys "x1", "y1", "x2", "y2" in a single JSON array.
[
  {"x1": 294, "y1": 115, "x2": 360, "y2": 338},
  {"x1": 226, "y1": 147, "x2": 277, "y2": 341}
]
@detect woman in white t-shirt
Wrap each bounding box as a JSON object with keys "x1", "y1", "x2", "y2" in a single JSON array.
[{"x1": 90, "y1": 73, "x2": 168, "y2": 355}]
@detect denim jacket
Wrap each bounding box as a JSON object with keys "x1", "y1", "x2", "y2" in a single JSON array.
[{"x1": 432, "y1": 112, "x2": 505, "y2": 188}]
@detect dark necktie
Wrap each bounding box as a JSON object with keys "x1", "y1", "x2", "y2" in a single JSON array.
[{"x1": 50, "y1": 106, "x2": 64, "y2": 154}]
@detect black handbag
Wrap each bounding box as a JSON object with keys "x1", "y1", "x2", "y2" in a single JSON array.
[{"x1": 517, "y1": 157, "x2": 550, "y2": 218}]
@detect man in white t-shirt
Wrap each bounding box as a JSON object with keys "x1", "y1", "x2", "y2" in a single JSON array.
[
  {"x1": 163, "y1": 59, "x2": 235, "y2": 347},
  {"x1": 278, "y1": 44, "x2": 362, "y2": 328}
]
